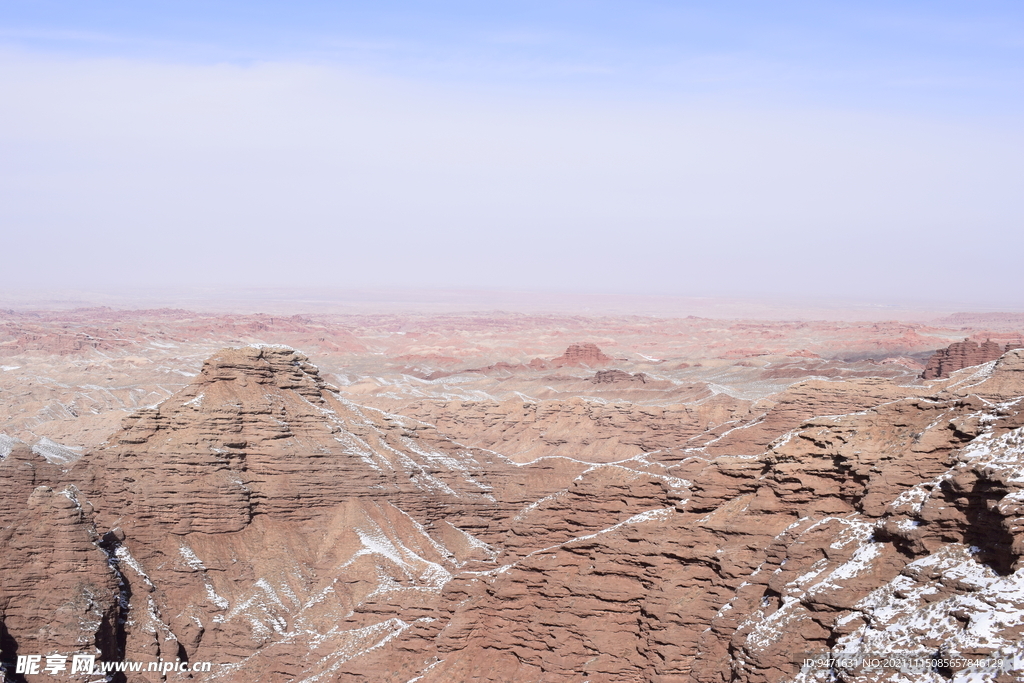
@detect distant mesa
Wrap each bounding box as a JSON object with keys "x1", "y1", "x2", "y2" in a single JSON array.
[
  {"x1": 922, "y1": 338, "x2": 1024, "y2": 379},
  {"x1": 590, "y1": 369, "x2": 647, "y2": 384},
  {"x1": 551, "y1": 343, "x2": 612, "y2": 367}
]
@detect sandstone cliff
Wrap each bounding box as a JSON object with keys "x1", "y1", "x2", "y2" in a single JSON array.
[{"x1": 922, "y1": 338, "x2": 1023, "y2": 379}]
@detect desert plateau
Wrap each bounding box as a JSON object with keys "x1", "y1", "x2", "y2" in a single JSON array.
[
  {"x1": 4, "y1": 2, "x2": 1023, "y2": 680},
  {"x1": 3, "y1": 307, "x2": 1024, "y2": 681}
]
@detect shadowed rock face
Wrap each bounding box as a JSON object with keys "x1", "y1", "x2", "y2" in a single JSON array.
[
  {"x1": 4, "y1": 347, "x2": 1024, "y2": 682},
  {"x1": 0, "y1": 444, "x2": 122, "y2": 668}
]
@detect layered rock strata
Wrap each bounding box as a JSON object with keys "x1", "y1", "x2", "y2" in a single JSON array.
[
  {"x1": 0, "y1": 445, "x2": 121, "y2": 670},
  {"x1": 376, "y1": 350, "x2": 1024, "y2": 683},
  {"x1": 922, "y1": 338, "x2": 1023, "y2": 379},
  {"x1": 396, "y1": 393, "x2": 752, "y2": 463},
  {"x1": 4, "y1": 347, "x2": 1024, "y2": 682},
  {"x1": 2, "y1": 347, "x2": 559, "y2": 681},
  {"x1": 551, "y1": 343, "x2": 612, "y2": 367}
]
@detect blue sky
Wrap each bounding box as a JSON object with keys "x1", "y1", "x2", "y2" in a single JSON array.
[
  {"x1": 5, "y1": 1, "x2": 1023, "y2": 112},
  {"x1": 1, "y1": 2, "x2": 1022, "y2": 306}
]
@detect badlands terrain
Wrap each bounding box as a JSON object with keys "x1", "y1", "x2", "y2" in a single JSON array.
[{"x1": 3, "y1": 307, "x2": 1024, "y2": 682}]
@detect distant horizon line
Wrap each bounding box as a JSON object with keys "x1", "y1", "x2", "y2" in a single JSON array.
[{"x1": 2, "y1": 286, "x2": 1023, "y2": 322}]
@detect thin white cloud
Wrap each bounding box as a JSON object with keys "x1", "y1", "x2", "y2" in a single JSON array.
[{"x1": 0, "y1": 51, "x2": 1021, "y2": 304}]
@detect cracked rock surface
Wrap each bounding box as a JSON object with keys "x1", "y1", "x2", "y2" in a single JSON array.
[{"x1": 3, "y1": 344, "x2": 1024, "y2": 682}]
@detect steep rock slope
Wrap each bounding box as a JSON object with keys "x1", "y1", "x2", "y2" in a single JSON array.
[
  {"x1": 922, "y1": 339, "x2": 1022, "y2": 379},
  {"x1": 361, "y1": 351, "x2": 1024, "y2": 683},
  {"x1": 0, "y1": 444, "x2": 120, "y2": 669},
  {"x1": 6, "y1": 346, "x2": 1024, "y2": 682},
  {"x1": 2, "y1": 346, "x2": 585, "y2": 682}
]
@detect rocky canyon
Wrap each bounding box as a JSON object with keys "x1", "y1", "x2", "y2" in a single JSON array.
[{"x1": 3, "y1": 307, "x2": 1024, "y2": 682}]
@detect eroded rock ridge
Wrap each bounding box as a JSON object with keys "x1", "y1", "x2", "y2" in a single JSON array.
[
  {"x1": 922, "y1": 338, "x2": 1023, "y2": 379},
  {"x1": 3, "y1": 346, "x2": 1024, "y2": 682}
]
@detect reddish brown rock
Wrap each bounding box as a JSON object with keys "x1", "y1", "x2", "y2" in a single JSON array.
[
  {"x1": 921, "y1": 338, "x2": 1020, "y2": 379},
  {"x1": 362, "y1": 352, "x2": 1024, "y2": 683},
  {"x1": 699, "y1": 376, "x2": 931, "y2": 458},
  {"x1": 551, "y1": 342, "x2": 612, "y2": 367},
  {"x1": 397, "y1": 394, "x2": 752, "y2": 463},
  {"x1": 3, "y1": 345, "x2": 613, "y2": 681},
  {"x1": 0, "y1": 440, "x2": 64, "y2": 528},
  {"x1": 0, "y1": 480, "x2": 122, "y2": 678},
  {"x1": 6, "y1": 343, "x2": 1024, "y2": 683}
]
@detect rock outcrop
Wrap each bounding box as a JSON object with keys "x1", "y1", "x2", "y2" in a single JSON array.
[
  {"x1": 2, "y1": 346, "x2": 541, "y2": 681},
  {"x1": 0, "y1": 444, "x2": 122, "y2": 674},
  {"x1": 375, "y1": 349, "x2": 1024, "y2": 683},
  {"x1": 395, "y1": 394, "x2": 752, "y2": 463},
  {"x1": 922, "y1": 338, "x2": 1023, "y2": 379},
  {"x1": 591, "y1": 369, "x2": 648, "y2": 384},
  {"x1": 551, "y1": 343, "x2": 612, "y2": 367},
  {"x1": 5, "y1": 346, "x2": 1024, "y2": 682}
]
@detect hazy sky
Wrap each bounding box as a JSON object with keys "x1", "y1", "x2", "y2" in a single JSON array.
[{"x1": 1, "y1": 1, "x2": 1022, "y2": 306}]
